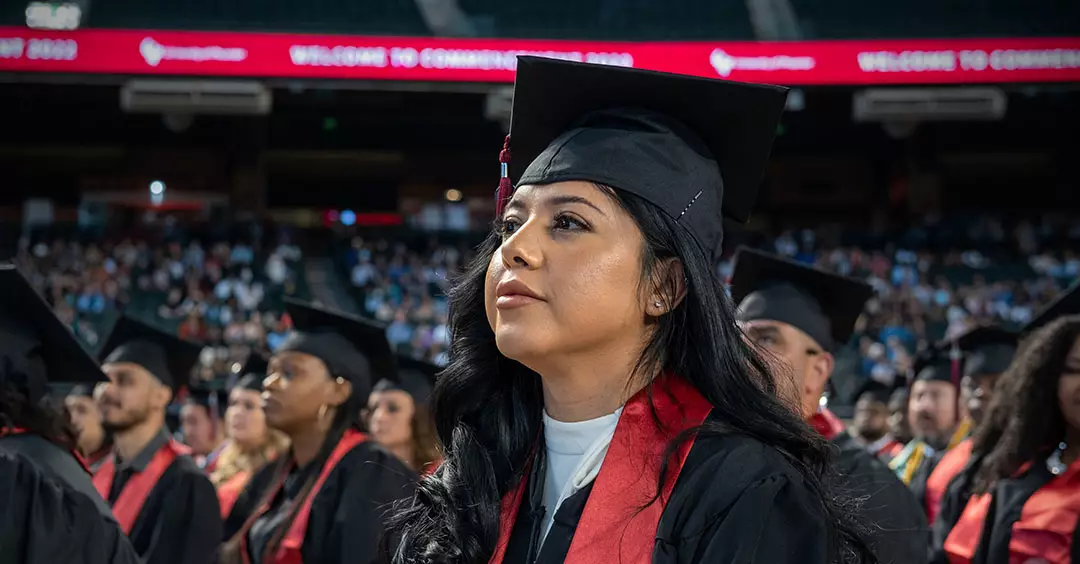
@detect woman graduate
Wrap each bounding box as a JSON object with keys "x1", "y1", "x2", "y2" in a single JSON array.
[
  {"x1": 388, "y1": 57, "x2": 873, "y2": 564},
  {"x1": 944, "y1": 314, "x2": 1080, "y2": 564},
  {"x1": 221, "y1": 299, "x2": 417, "y2": 564},
  {"x1": 212, "y1": 355, "x2": 289, "y2": 519},
  {"x1": 65, "y1": 383, "x2": 113, "y2": 471},
  {"x1": 366, "y1": 356, "x2": 441, "y2": 475},
  {"x1": 0, "y1": 264, "x2": 139, "y2": 564},
  {"x1": 930, "y1": 285, "x2": 1080, "y2": 564}
]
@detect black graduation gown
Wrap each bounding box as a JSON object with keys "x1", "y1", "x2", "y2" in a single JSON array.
[
  {"x1": 224, "y1": 441, "x2": 417, "y2": 564},
  {"x1": 965, "y1": 462, "x2": 1080, "y2": 564},
  {"x1": 503, "y1": 429, "x2": 841, "y2": 563},
  {"x1": 106, "y1": 434, "x2": 223, "y2": 564},
  {"x1": 908, "y1": 450, "x2": 944, "y2": 516},
  {"x1": 828, "y1": 433, "x2": 929, "y2": 564},
  {"x1": 0, "y1": 449, "x2": 140, "y2": 564}
]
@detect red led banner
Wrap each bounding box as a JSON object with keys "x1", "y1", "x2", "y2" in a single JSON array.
[{"x1": 0, "y1": 27, "x2": 1077, "y2": 85}]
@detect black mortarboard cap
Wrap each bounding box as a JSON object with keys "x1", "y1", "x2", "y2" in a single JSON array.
[
  {"x1": 954, "y1": 325, "x2": 1017, "y2": 378},
  {"x1": 853, "y1": 379, "x2": 892, "y2": 405},
  {"x1": 911, "y1": 343, "x2": 958, "y2": 386},
  {"x1": 240, "y1": 353, "x2": 269, "y2": 379},
  {"x1": 1023, "y1": 282, "x2": 1080, "y2": 336},
  {"x1": 504, "y1": 56, "x2": 788, "y2": 258},
  {"x1": 99, "y1": 315, "x2": 203, "y2": 393},
  {"x1": 731, "y1": 247, "x2": 874, "y2": 351},
  {"x1": 278, "y1": 298, "x2": 398, "y2": 403},
  {"x1": 0, "y1": 265, "x2": 106, "y2": 402},
  {"x1": 186, "y1": 382, "x2": 226, "y2": 418},
  {"x1": 234, "y1": 353, "x2": 269, "y2": 392},
  {"x1": 373, "y1": 356, "x2": 437, "y2": 405}
]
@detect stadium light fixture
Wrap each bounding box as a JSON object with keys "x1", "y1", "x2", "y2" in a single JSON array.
[{"x1": 25, "y1": 1, "x2": 84, "y2": 31}]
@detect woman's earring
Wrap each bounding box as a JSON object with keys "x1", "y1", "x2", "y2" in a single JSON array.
[
  {"x1": 318, "y1": 404, "x2": 328, "y2": 421},
  {"x1": 654, "y1": 301, "x2": 663, "y2": 311}
]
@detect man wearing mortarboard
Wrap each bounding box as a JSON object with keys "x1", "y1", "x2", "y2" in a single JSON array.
[
  {"x1": 923, "y1": 325, "x2": 1017, "y2": 525},
  {"x1": 850, "y1": 378, "x2": 905, "y2": 462},
  {"x1": 889, "y1": 341, "x2": 971, "y2": 509},
  {"x1": 732, "y1": 247, "x2": 929, "y2": 564},
  {"x1": 93, "y1": 315, "x2": 222, "y2": 564}
]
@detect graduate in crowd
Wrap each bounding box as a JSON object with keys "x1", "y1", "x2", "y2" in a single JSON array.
[
  {"x1": 211, "y1": 356, "x2": 289, "y2": 519},
  {"x1": 366, "y1": 356, "x2": 441, "y2": 475},
  {"x1": 850, "y1": 380, "x2": 905, "y2": 462},
  {"x1": 931, "y1": 283, "x2": 1080, "y2": 564},
  {"x1": 388, "y1": 57, "x2": 874, "y2": 564},
  {"x1": 890, "y1": 343, "x2": 970, "y2": 502},
  {"x1": 66, "y1": 383, "x2": 113, "y2": 471},
  {"x1": 0, "y1": 264, "x2": 139, "y2": 564},
  {"x1": 221, "y1": 299, "x2": 417, "y2": 564},
  {"x1": 732, "y1": 247, "x2": 928, "y2": 564},
  {"x1": 94, "y1": 315, "x2": 222, "y2": 564},
  {"x1": 944, "y1": 314, "x2": 1080, "y2": 564},
  {"x1": 923, "y1": 326, "x2": 1016, "y2": 526},
  {"x1": 889, "y1": 387, "x2": 915, "y2": 446},
  {"x1": 182, "y1": 383, "x2": 228, "y2": 470}
]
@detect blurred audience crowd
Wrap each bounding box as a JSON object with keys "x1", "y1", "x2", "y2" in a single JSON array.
[
  {"x1": 12, "y1": 213, "x2": 1079, "y2": 393},
  {"x1": 12, "y1": 235, "x2": 304, "y2": 385}
]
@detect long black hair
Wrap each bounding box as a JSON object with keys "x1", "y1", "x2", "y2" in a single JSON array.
[
  {"x1": 388, "y1": 186, "x2": 870, "y2": 563},
  {"x1": 220, "y1": 366, "x2": 366, "y2": 564},
  {"x1": 0, "y1": 353, "x2": 77, "y2": 451},
  {"x1": 971, "y1": 315, "x2": 1080, "y2": 494}
]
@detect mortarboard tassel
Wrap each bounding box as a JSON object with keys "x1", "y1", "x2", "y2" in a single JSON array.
[
  {"x1": 949, "y1": 339, "x2": 962, "y2": 387},
  {"x1": 495, "y1": 135, "x2": 512, "y2": 216}
]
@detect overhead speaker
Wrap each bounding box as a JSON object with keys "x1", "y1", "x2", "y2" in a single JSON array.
[
  {"x1": 853, "y1": 87, "x2": 1006, "y2": 122},
  {"x1": 121, "y1": 79, "x2": 272, "y2": 116}
]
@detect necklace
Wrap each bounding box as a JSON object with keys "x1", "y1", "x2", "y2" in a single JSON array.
[{"x1": 1046, "y1": 441, "x2": 1068, "y2": 476}]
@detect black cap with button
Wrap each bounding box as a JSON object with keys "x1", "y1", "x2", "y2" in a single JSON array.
[
  {"x1": 372, "y1": 356, "x2": 438, "y2": 406},
  {"x1": 0, "y1": 264, "x2": 106, "y2": 403},
  {"x1": 98, "y1": 315, "x2": 203, "y2": 395},
  {"x1": 731, "y1": 247, "x2": 874, "y2": 352},
  {"x1": 277, "y1": 298, "x2": 398, "y2": 403},
  {"x1": 953, "y1": 325, "x2": 1018, "y2": 378},
  {"x1": 500, "y1": 56, "x2": 788, "y2": 259}
]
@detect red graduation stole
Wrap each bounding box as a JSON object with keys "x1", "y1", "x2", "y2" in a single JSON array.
[
  {"x1": 239, "y1": 429, "x2": 368, "y2": 564},
  {"x1": 489, "y1": 375, "x2": 713, "y2": 564},
  {"x1": 925, "y1": 438, "x2": 974, "y2": 525},
  {"x1": 217, "y1": 469, "x2": 253, "y2": 519},
  {"x1": 809, "y1": 407, "x2": 846, "y2": 441},
  {"x1": 92, "y1": 439, "x2": 190, "y2": 534},
  {"x1": 945, "y1": 459, "x2": 1080, "y2": 564},
  {"x1": 874, "y1": 439, "x2": 904, "y2": 460}
]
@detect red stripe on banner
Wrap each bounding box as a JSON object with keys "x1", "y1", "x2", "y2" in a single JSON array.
[{"x1": 0, "y1": 27, "x2": 1078, "y2": 85}]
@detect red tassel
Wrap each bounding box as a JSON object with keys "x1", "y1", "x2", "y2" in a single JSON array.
[{"x1": 495, "y1": 135, "x2": 512, "y2": 216}]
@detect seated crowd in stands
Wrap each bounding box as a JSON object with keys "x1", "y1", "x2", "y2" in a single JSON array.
[
  {"x1": 12, "y1": 235, "x2": 304, "y2": 385},
  {"x1": 12, "y1": 212, "x2": 1080, "y2": 395}
]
